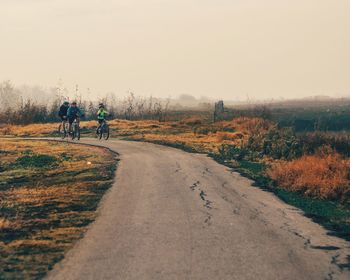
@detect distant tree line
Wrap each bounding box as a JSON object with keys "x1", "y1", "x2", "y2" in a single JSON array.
[
  {"x1": 0, "y1": 81, "x2": 179, "y2": 125},
  {"x1": 223, "y1": 104, "x2": 350, "y2": 132}
]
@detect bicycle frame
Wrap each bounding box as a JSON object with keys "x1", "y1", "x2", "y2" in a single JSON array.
[
  {"x1": 58, "y1": 119, "x2": 69, "y2": 139},
  {"x1": 98, "y1": 120, "x2": 109, "y2": 140},
  {"x1": 71, "y1": 118, "x2": 81, "y2": 140}
]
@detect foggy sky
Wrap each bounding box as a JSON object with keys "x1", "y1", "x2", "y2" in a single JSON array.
[{"x1": 1, "y1": 0, "x2": 349, "y2": 100}]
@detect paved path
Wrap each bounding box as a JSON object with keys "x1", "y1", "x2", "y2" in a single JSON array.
[{"x1": 47, "y1": 139, "x2": 350, "y2": 280}]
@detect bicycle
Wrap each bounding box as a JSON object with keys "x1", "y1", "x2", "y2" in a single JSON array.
[
  {"x1": 58, "y1": 118, "x2": 69, "y2": 139},
  {"x1": 97, "y1": 120, "x2": 109, "y2": 140},
  {"x1": 71, "y1": 118, "x2": 81, "y2": 140}
]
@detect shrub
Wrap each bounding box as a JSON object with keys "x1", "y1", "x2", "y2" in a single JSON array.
[
  {"x1": 180, "y1": 117, "x2": 203, "y2": 126},
  {"x1": 217, "y1": 144, "x2": 250, "y2": 161},
  {"x1": 262, "y1": 127, "x2": 301, "y2": 160},
  {"x1": 299, "y1": 131, "x2": 350, "y2": 157},
  {"x1": 194, "y1": 126, "x2": 211, "y2": 135},
  {"x1": 267, "y1": 148, "x2": 350, "y2": 202},
  {"x1": 231, "y1": 117, "x2": 273, "y2": 133},
  {"x1": 216, "y1": 132, "x2": 244, "y2": 142},
  {"x1": 16, "y1": 154, "x2": 58, "y2": 168}
]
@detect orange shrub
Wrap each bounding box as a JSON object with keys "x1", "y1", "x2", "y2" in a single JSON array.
[
  {"x1": 216, "y1": 131, "x2": 245, "y2": 143},
  {"x1": 228, "y1": 117, "x2": 273, "y2": 134},
  {"x1": 267, "y1": 150, "x2": 350, "y2": 201}
]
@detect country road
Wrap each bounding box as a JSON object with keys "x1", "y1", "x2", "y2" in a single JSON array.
[{"x1": 46, "y1": 139, "x2": 350, "y2": 280}]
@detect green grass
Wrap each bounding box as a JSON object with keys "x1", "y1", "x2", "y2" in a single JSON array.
[
  {"x1": 0, "y1": 140, "x2": 118, "y2": 279},
  {"x1": 276, "y1": 189, "x2": 350, "y2": 239},
  {"x1": 15, "y1": 154, "x2": 58, "y2": 169}
]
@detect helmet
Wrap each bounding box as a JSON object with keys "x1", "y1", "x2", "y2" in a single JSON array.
[
  {"x1": 71, "y1": 101, "x2": 77, "y2": 105},
  {"x1": 99, "y1": 103, "x2": 104, "y2": 108},
  {"x1": 63, "y1": 101, "x2": 69, "y2": 105}
]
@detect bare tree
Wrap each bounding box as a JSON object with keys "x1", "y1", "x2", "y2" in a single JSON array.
[
  {"x1": 162, "y1": 98, "x2": 171, "y2": 122},
  {"x1": 123, "y1": 91, "x2": 136, "y2": 120},
  {"x1": 0, "y1": 80, "x2": 19, "y2": 112},
  {"x1": 147, "y1": 95, "x2": 154, "y2": 119},
  {"x1": 153, "y1": 101, "x2": 163, "y2": 122},
  {"x1": 136, "y1": 96, "x2": 146, "y2": 119}
]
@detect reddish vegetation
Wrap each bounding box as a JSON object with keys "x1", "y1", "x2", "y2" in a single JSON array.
[
  {"x1": 216, "y1": 131, "x2": 245, "y2": 142},
  {"x1": 179, "y1": 116, "x2": 203, "y2": 126},
  {"x1": 267, "y1": 149, "x2": 350, "y2": 201},
  {"x1": 2, "y1": 116, "x2": 350, "y2": 202}
]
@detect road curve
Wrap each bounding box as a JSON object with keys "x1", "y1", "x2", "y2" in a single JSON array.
[{"x1": 47, "y1": 139, "x2": 350, "y2": 280}]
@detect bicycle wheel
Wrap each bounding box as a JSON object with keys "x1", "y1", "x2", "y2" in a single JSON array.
[
  {"x1": 103, "y1": 124, "x2": 109, "y2": 140},
  {"x1": 71, "y1": 127, "x2": 75, "y2": 140},
  {"x1": 98, "y1": 124, "x2": 103, "y2": 140},
  {"x1": 58, "y1": 123, "x2": 67, "y2": 139},
  {"x1": 65, "y1": 122, "x2": 69, "y2": 136},
  {"x1": 75, "y1": 123, "x2": 81, "y2": 140},
  {"x1": 58, "y1": 124, "x2": 63, "y2": 138},
  {"x1": 70, "y1": 122, "x2": 76, "y2": 140},
  {"x1": 96, "y1": 127, "x2": 100, "y2": 139}
]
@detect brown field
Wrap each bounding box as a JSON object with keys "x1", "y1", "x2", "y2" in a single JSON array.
[
  {"x1": 1, "y1": 117, "x2": 350, "y2": 272},
  {"x1": 0, "y1": 139, "x2": 117, "y2": 279},
  {"x1": 1, "y1": 117, "x2": 350, "y2": 202},
  {"x1": 0, "y1": 117, "x2": 271, "y2": 153}
]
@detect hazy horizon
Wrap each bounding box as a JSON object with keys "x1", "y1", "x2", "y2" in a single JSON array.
[{"x1": 1, "y1": 0, "x2": 349, "y2": 100}]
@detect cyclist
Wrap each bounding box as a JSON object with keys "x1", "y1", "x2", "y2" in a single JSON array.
[
  {"x1": 58, "y1": 101, "x2": 69, "y2": 122},
  {"x1": 96, "y1": 103, "x2": 109, "y2": 134},
  {"x1": 58, "y1": 101, "x2": 69, "y2": 134},
  {"x1": 67, "y1": 101, "x2": 83, "y2": 134}
]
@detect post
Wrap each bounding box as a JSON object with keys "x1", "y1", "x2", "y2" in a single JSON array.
[{"x1": 214, "y1": 100, "x2": 224, "y2": 122}]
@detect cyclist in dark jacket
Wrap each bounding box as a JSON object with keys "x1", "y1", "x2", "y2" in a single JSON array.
[
  {"x1": 67, "y1": 101, "x2": 83, "y2": 134},
  {"x1": 58, "y1": 101, "x2": 69, "y2": 121}
]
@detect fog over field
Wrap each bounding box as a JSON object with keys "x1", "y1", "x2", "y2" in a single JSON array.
[{"x1": 1, "y1": 0, "x2": 349, "y2": 100}]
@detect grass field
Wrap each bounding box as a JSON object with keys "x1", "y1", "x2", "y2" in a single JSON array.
[
  {"x1": 0, "y1": 139, "x2": 117, "y2": 279},
  {"x1": 225, "y1": 98, "x2": 350, "y2": 132},
  {"x1": 2, "y1": 115, "x2": 350, "y2": 240},
  {"x1": 2, "y1": 118, "x2": 350, "y2": 199}
]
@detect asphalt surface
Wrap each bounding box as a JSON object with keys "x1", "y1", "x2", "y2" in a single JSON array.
[{"x1": 47, "y1": 139, "x2": 350, "y2": 280}]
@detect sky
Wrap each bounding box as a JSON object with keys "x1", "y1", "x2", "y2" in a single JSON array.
[{"x1": 0, "y1": 0, "x2": 349, "y2": 100}]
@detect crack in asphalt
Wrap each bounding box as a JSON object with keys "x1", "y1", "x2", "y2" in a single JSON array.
[
  {"x1": 338, "y1": 255, "x2": 350, "y2": 270},
  {"x1": 204, "y1": 212, "x2": 212, "y2": 226},
  {"x1": 194, "y1": 170, "x2": 350, "y2": 278},
  {"x1": 190, "y1": 181, "x2": 200, "y2": 191},
  {"x1": 199, "y1": 190, "x2": 212, "y2": 210},
  {"x1": 174, "y1": 162, "x2": 182, "y2": 173},
  {"x1": 190, "y1": 181, "x2": 214, "y2": 225},
  {"x1": 233, "y1": 207, "x2": 241, "y2": 215},
  {"x1": 279, "y1": 221, "x2": 350, "y2": 277},
  {"x1": 201, "y1": 167, "x2": 212, "y2": 176},
  {"x1": 311, "y1": 245, "x2": 341, "y2": 251}
]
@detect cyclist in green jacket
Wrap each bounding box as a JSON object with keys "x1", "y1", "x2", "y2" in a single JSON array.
[{"x1": 96, "y1": 103, "x2": 109, "y2": 134}]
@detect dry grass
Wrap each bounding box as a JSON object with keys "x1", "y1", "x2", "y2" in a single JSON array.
[
  {"x1": 124, "y1": 117, "x2": 274, "y2": 153},
  {"x1": 2, "y1": 117, "x2": 350, "y2": 202},
  {"x1": 179, "y1": 116, "x2": 203, "y2": 126},
  {"x1": 267, "y1": 149, "x2": 350, "y2": 201},
  {"x1": 0, "y1": 123, "x2": 58, "y2": 137},
  {"x1": 0, "y1": 139, "x2": 117, "y2": 279},
  {"x1": 216, "y1": 131, "x2": 245, "y2": 142},
  {"x1": 0, "y1": 117, "x2": 271, "y2": 147}
]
